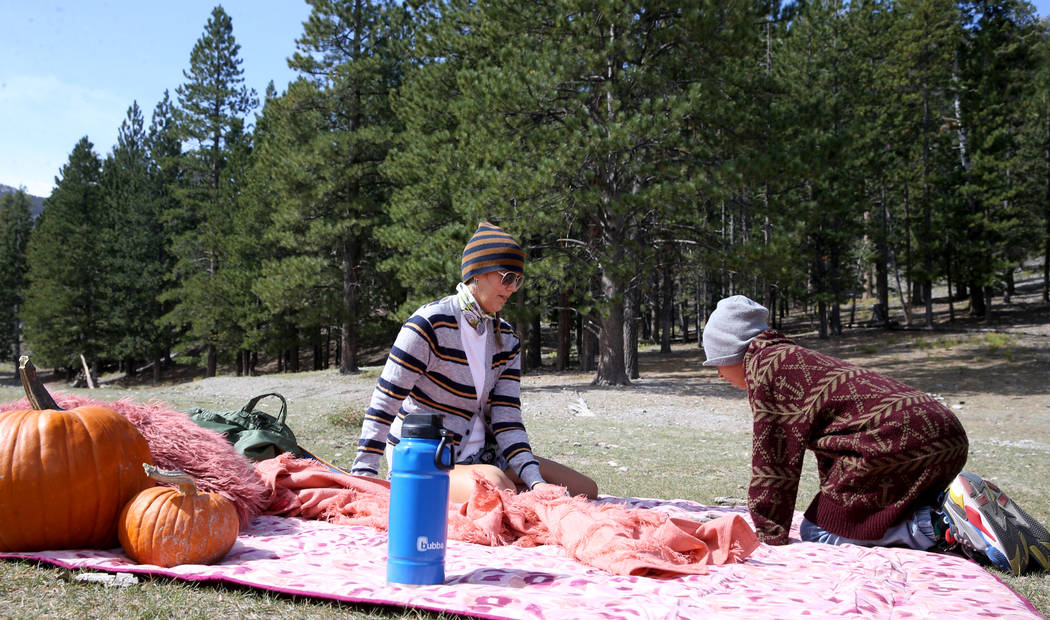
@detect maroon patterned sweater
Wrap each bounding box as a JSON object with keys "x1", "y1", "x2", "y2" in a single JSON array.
[{"x1": 744, "y1": 330, "x2": 969, "y2": 545}]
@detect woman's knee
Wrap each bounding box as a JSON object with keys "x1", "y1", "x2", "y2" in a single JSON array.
[
  {"x1": 574, "y1": 475, "x2": 599, "y2": 500},
  {"x1": 473, "y1": 464, "x2": 516, "y2": 490},
  {"x1": 452, "y1": 464, "x2": 515, "y2": 491}
]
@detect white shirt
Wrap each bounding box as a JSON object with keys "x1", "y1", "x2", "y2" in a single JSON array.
[{"x1": 457, "y1": 307, "x2": 488, "y2": 460}]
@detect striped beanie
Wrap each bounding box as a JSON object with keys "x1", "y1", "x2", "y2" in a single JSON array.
[{"x1": 461, "y1": 222, "x2": 525, "y2": 282}]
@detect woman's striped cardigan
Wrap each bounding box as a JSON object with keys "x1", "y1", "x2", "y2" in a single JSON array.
[{"x1": 350, "y1": 295, "x2": 543, "y2": 489}]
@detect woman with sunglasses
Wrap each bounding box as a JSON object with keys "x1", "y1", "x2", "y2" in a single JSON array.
[{"x1": 350, "y1": 221, "x2": 598, "y2": 502}]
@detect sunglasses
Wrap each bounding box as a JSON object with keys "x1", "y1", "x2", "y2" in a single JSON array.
[{"x1": 496, "y1": 270, "x2": 524, "y2": 288}]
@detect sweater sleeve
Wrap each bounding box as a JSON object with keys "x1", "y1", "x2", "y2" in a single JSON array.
[
  {"x1": 488, "y1": 324, "x2": 544, "y2": 489},
  {"x1": 745, "y1": 341, "x2": 811, "y2": 545},
  {"x1": 350, "y1": 317, "x2": 432, "y2": 477}
]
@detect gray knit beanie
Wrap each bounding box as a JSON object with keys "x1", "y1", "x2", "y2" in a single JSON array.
[{"x1": 701, "y1": 295, "x2": 770, "y2": 366}]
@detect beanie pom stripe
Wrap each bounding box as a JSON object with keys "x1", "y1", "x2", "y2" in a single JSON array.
[{"x1": 461, "y1": 222, "x2": 524, "y2": 282}]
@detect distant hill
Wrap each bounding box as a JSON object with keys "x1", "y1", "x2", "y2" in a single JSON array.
[{"x1": 0, "y1": 183, "x2": 46, "y2": 219}]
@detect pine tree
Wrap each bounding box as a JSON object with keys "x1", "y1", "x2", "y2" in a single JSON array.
[
  {"x1": 387, "y1": 0, "x2": 761, "y2": 384},
  {"x1": 379, "y1": 0, "x2": 476, "y2": 314},
  {"x1": 0, "y1": 188, "x2": 33, "y2": 360},
  {"x1": 845, "y1": 0, "x2": 911, "y2": 327},
  {"x1": 144, "y1": 91, "x2": 185, "y2": 381},
  {"x1": 955, "y1": 0, "x2": 1040, "y2": 318},
  {"x1": 255, "y1": 0, "x2": 408, "y2": 373},
  {"x1": 1027, "y1": 23, "x2": 1050, "y2": 302},
  {"x1": 768, "y1": 0, "x2": 869, "y2": 337},
  {"x1": 22, "y1": 137, "x2": 104, "y2": 373},
  {"x1": 96, "y1": 102, "x2": 176, "y2": 377},
  {"x1": 166, "y1": 5, "x2": 258, "y2": 375},
  {"x1": 882, "y1": 0, "x2": 961, "y2": 327},
  {"x1": 210, "y1": 115, "x2": 262, "y2": 375}
]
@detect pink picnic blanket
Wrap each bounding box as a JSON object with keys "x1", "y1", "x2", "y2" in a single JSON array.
[
  {"x1": 1, "y1": 499, "x2": 1042, "y2": 619},
  {"x1": 255, "y1": 454, "x2": 759, "y2": 576}
]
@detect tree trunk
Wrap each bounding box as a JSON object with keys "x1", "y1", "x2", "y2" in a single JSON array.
[
  {"x1": 323, "y1": 327, "x2": 331, "y2": 370},
  {"x1": 921, "y1": 84, "x2": 934, "y2": 330},
  {"x1": 527, "y1": 310, "x2": 542, "y2": 372},
  {"x1": 624, "y1": 287, "x2": 639, "y2": 380},
  {"x1": 902, "y1": 184, "x2": 917, "y2": 308},
  {"x1": 593, "y1": 273, "x2": 629, "y2": 386},
  {"x1": 660, "y1": 258, "x2": 673, "y2": 353},
  {"x1": 12, "y1": 317, "x2": 20, "y2": 361},
  {"x1": 876, "y1": 184, "x2": 890, "y2": 329},
  {"x1": 766, "y1": 283, "x2": 778, "y2": 331},
  {"x1": 830, "y1": 245, "x2": 842, "y2": 336},
  {"x1": 969, "y1": 280, "x2": 986, "y2": 318},
  {"x1": 679, "y1": 299, "x2": 689, "y2": 342},
  {"x1": 313, "y1": 339, "x2": 324, "y2": 371},
  {"x1": 580, "y1": 317, "x2": 597, "y2": 373},
  {"x1": 696, "y1": 276, "x2": 706, "y2": 338},
  {"x1": 922, "y1": 278, "x2": 934, "y2": 330},
  {"x1": 817, "y1": 299, "x2": 829, "y2": 339},
  {"x1": 206, "y1": 344, "x2": 217, "y2": 377},
  {"x1": 557, "y1": 290, "x2": 570, "y2": 371},
  {"x1": 340, "y1": 238, "x2": 360, "y2": 374},
  {"x1": 945, "y1": 236, "x2": 955, "y2": 322},
  {"x1": 813, "y1": 249, "x2": 830, "y2": 339}
]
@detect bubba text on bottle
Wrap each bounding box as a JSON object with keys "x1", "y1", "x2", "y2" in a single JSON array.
[{"x1": 416, "y1": 536, "x2": 444, "y2": 552}]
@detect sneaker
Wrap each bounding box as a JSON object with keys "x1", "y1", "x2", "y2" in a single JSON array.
[
  {"x1": 942, "y1": 472, "x2": 1026, "y2": 575},
  {"x1": 983, "y1": 479, "x2": 1050, "y2": 572}
]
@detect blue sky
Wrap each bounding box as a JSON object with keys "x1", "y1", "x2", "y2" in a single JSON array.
[
  {"x1": 1, "y1": 1, "x2": 312, "y2": 196},
  {"x1": 2, "y1": 1, "x2": 1049, "y2": 198}
]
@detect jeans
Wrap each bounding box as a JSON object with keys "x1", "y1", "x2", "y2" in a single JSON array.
[{"x1": 799, "y1": 506, "x2": 937, "y2": 550}]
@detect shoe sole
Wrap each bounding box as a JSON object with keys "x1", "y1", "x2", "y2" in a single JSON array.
[
  {"x1": 985, "y1": 480, "x2": 1050, "y2": 572},
  {"x1": 943, "y1": 472, "x2": 1026, "y2": 575}
]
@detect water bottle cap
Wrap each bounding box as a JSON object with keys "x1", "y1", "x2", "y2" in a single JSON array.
[{"x1": 401, "y1": 413, "x2": 444, "y2": 439}]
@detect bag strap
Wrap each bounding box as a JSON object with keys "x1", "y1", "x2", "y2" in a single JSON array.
[{"x1": 241, "y1": 392, "x2": 288, "y2": 425}]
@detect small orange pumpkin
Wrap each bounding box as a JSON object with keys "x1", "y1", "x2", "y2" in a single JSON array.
[
  {"x1": 118, "y1": 464, "x2": 239, "y2": 567},
  {"x1": 0, "y1": 357, "x2": 153, "y2": 552}
]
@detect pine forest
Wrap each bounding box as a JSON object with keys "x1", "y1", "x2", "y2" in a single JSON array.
[{"x1": 2, "y1": 0, "x2": 1049, "y2": 386}]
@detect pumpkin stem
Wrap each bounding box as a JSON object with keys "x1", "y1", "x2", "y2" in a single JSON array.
[
  {"x1": 18, "y1": 356, "x2": 62, "y2": 411},
  {"x1": 143, "y1": 463, "x2": 198, "y2": 496}
]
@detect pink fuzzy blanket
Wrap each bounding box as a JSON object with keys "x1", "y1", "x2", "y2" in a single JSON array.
[
  {"x1": 255, "y1": 454, "x2": 759, "y2": 576},
  {"x1": 0, "y1": 393, "x2": 269, "y2": 527},
  {"x1": 1, "y1": 500, "x2": 1041, "y2": 619}
]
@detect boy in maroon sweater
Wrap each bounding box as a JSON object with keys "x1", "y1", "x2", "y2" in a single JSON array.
[{"x1": 701, "y1": 295, "x2": 1049, "y2": 575}]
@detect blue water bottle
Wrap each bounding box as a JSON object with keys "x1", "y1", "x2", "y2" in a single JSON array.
[{"x1": 387, "y1": 412, "x2": 454, "y2": 585}]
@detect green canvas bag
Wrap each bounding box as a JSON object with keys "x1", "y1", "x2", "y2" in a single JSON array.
[{"x1": 187, "y1": 392, "x2": 302, "y2": 461}]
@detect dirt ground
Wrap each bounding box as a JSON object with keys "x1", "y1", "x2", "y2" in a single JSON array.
[
  {"x1": 6, "y1": 273, "x2": 1048, "y2": 438},
  {"x1": 525, "y1": 275, "x2": 1050, "y2": 440}
]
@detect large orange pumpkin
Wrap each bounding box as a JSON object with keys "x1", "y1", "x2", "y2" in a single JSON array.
[
  {"x1": 0, "y1": 357, "x2": 154, "y2": 552},
  {"x1": 118, "y1": 464, "x2": 239, "y2": 567}
]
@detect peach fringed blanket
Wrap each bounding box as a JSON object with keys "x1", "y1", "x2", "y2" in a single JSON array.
[
  {"x1": 254, "y1": 454, "x2": 758, "y2": 576},
  {"x1": 255, "y1": 453, "x2": 391, "y2": 530}
]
